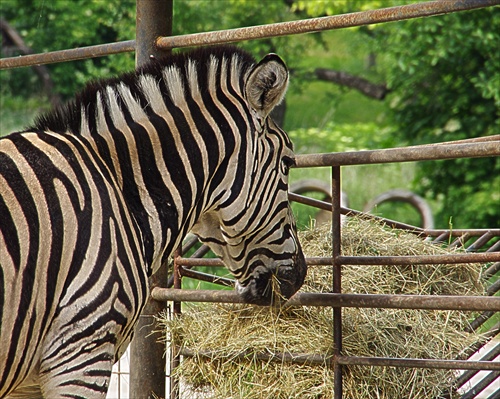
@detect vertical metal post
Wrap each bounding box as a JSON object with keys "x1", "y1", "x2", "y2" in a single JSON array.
[
  {"x1": 130, "y1": 265, "x2": 170, "y2": 399},
  {"x1": 169, "y1": 247, "x2": 182, "y2": 399},
  {"x1": 135, "y1": 0, "x2": 173, "y2": 67},
  {"x1": 331, "y1": 166, "x2": 343, "y2": 399},
  {"x1": 130, "y1": 1, "x2": 173, "y2": 398}
]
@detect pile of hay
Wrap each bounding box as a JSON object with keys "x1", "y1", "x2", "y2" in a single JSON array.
[{"x1": 161, "y1": 217, "x2": 486, "y2": 399}]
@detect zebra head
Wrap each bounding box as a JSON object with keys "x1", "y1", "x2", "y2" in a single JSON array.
[{"x1": 192, "y1": 52, "x2": 307, "y2": 305}]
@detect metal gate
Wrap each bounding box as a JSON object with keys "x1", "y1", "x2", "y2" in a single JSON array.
[{"x1": 1, "y1": 1, "x2": 499, "y2": 398}]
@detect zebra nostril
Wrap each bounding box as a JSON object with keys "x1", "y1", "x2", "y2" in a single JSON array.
[{"x1": 235, "y1": 255, "x2": 307, "y2": 306}]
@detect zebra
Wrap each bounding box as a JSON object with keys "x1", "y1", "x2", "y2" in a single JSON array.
[{"x1": 0, "y1": 46, "x2": 307, "y2": 398}]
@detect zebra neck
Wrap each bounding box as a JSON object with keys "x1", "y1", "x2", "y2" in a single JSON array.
[{"x1": 80, "y1": 105, "x2": 222, "y2": 275}]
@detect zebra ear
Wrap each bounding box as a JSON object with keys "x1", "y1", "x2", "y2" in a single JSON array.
[{"x1": 245, "y1": 54, "x2": 289, "y2": 119}]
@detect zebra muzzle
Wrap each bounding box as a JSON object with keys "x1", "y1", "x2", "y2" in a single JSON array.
[{"x1": 236, "y1": 254, "x2": 307, "y2": 306}]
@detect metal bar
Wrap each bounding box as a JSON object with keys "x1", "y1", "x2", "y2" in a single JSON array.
[
  {"x1": 176, "y1": 257, "x2": 225, "y2": 267},
  {"x1": 337, "y1": 356, "x2": 500, "y2": 371},
  {"x1": 172, "y1": 252, "x2": 500, "y2": 269},
  {"x1": 432, "y1": 231, "x2": 451, "y2": 245},
  {"x1": 0, "y1": 40, "x2": 135, "y2": 70},
  {"x1": 485, "y1": 262, "x2": 500, "y2": 279},
  {"x1": 129, "y1": 259, "x2": 170, "y2": 399},
  {"x1": 295, "y1": 141, "x2": 500, "y2": 168},
  {"x1": 455, "y1": 342, "x2": 500, "y2": 388},
  {"x1": 467, "y1": 312, "x2": 498, "y2": 333},
  {"x1": 179, "y1": 266, "x2": 235, "y2": 287},
  {"x1": 467, "y1": 231, "x2": 495, "y2": 252},
  {"x1": 450, "y1": 233, "x2": 470, "y2": 249},
  {"x1": 288, "y1": 192, "x2": 426, "y2": 233},
  {"x1": 426, "y1": 229, "x2": 500, "y2": 238},
  {"x1": 487, "y1": 239, "x2": 500, "y2": 252},
  {"x1": 288, "y1": 192, "x2": 332, "y2": 212},
  {"x1": 179, "y1": 347, "x2": 329, "y2": 366},
  {"x1": 2, "y1": 1, "x2": 498, "y2": 70},
  {"x1": 135, "y1": 0, "x2": 173, "y2": 67},
  {"x1": 170, "y1": 247, "x2": 182, "y2": 399},
  {"x1": 179, "y1": 348, "x2": 499, "y2": 371},
  {"x1": 150, "y1": 289, "x2": 500, "y2": 312},
  {"x1": 331, "y1": 166, "x2": 343, "y2": 399},
  {"x1": 190, "y1": 244, "x2": 211, "y2": 258},
  {"x1": 130, "y1": 2, "x2": 172, "y2": 399},
  {"x1": 181, "y1": 235, "x2": 199, "y2": 256},
  {"x1": 166, "y1": 242, "x2": 210, "y2": 288},
  {"x1": 487, "y1": 278, "x2": 500, "y2": 296},
  {"x1": 156, "y1": 0, "x2": 500, "y2": 50},
  {"x1": 460, "y1": 371, "x2": 500, "y2": 399},
  {"x1": 338, "y1": 252, "x2": 500, "y2": 265}
]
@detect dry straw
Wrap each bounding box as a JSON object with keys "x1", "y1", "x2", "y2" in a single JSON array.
[{"x1": 160, "y1": 217, "x2": 486, "y2": 399}]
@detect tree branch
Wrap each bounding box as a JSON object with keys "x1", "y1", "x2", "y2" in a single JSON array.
[
  {"x1": 1, "y1": 18, "x2": 61, "y2": 106},
  {"x1": 315, "y1": 68, "x2": 389, "y2": 100}
]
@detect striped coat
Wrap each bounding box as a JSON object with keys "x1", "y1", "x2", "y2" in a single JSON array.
[{"x1": 0, "y1": 46, "x2": 306, "y2": 398}]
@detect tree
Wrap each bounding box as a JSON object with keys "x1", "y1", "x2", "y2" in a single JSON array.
[
  {"x1": 379, "y1": 8, "x2": 500, "y2": 228},
  {"x1": 1, "y1": 0, "x2": 318, "y2": 100},
  {"x1": 0, "y1": 0, "x2": 137, "y2": 98}
]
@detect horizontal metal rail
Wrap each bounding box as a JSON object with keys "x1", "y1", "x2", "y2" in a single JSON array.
[
  {"x1": 339, "y1": 252, "x2": 500, "y2": 265},
  {"x1": 151, "y1": 288, "x2": 500, "y2": 312},
  {"x1": 179, "y1": 348, "x2": 500, "y2": 371},
  {"x1": 289, "y1": 191, "x2": 500, "y2": 239},
  {"x1": 337, "y1": 356, "x2": 500, "y2": 371},
  {"x1": 172, "y1": 251, "x2": 500, "y2": 268},
  {"x1": 295, "y1": 138, "x2": 500, "y2": 167},
  {"x1": 0, "y1": 40, "x2": 135, "y2": 70},
  {"x1": 2, "y1": 0, "x2": 498, "y2": 70},
  {"x1": 155, "y1": 0, "x2": 500, "y2": 50}
]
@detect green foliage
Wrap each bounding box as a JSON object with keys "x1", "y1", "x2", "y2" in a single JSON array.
[
  {"x1": 0, "y1": 0, "x2": 136, "y2": 98},
  {"x1": 290, "y1": 0, "x2": 416, "y2": 16},
  {"x1": 379, "y1": 8, "x2": 500, "y2": 228},
  {"x1": 288, "y1": 123, "x2": 419, "y2": 228},
  {"x1": 289, "y1": 121, "x2": 395, "y2": 154},
  {"x1": 2, "y1": 1, "x2": 497, "y2": 230},
  {"x1": 0, "y1": 94, "x2": 47, "y2": 134},
  {"x1": 0, "y1": 0, "x2": 316, "y2": 99}
]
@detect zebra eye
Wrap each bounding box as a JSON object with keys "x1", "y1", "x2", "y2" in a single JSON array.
[{"x1": 281, "y1": 156, "x2": 294, "y2": 176}]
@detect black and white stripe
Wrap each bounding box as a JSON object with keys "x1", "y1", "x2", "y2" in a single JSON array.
[{"x1": 0, "y1": 46, "x2": 306, "y2": 398}]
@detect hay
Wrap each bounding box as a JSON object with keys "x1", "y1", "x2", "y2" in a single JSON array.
[{"x1": 160, "y1": 217, "x2": 486, "y2": 399}]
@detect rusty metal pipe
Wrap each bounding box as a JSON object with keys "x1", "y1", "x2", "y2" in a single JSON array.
[
  {"x1": 179, "y1": 266, "x2": 235, "y2": 287},
  {"x1": 167, "y1": 251, "x2": 500, "y2": 270},
  {"x1": 150, "y1": 288, "x2": 500, "y2": 312},
  {"x1": 288, "y1": 192, "x2": 426, "y2": 232},
  {"x1": 179, "y1": 348, "x2": 499, "y2": 371},
  {"x1": 2, "y1": 0, "x2": 498, "y2": 70},
  {"x1": 295, "y1": 141, "x2": 500, "y2": 168},
  {"x1": 331, "y1": 166, "x2": 343, "y2": 399},
  {"x1": 467, "y1": 231, "x2": 495, "y2": 252},
  {"x1": 0, "y1": 40, "x2": 135, "y2": 70},
  {"x1": 337, "y1": 356, "x2": 500, "y2": 371},
  {"x1": 487, "y1": 239, "x2": 500, "y2": 252},
  {"x1": 427, "y1": 229, "x2": 500, "y2": 238},
  {"x1": 338, "y1": 252, "x2": 500, "y2": 265},
  {"x1": 180, "y1": 347, "x2": 329, "y2": 366},
  {"x1": 130, "y1": 2, "x2": 172, "y2": 398},
  {"x1": 156, "y1": 0, "x2": 500, "y2": 50}
]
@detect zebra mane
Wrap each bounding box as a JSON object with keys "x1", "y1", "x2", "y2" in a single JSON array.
[{"x1": 29, "y1": 45, "x2": 256, "y2": 135}]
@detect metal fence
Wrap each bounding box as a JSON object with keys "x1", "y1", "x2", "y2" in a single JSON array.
[{"x1": 1, "y1": 0, "x2": 499, "y2": 398}]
